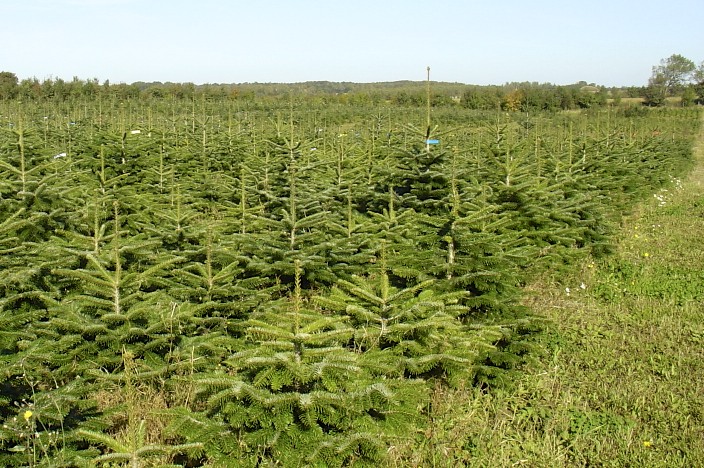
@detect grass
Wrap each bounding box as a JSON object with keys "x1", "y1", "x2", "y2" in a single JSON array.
[{"x1": 394, "y1": 114, "x2": 704, "y2": 466}]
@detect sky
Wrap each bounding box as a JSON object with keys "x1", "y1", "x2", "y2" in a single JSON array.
[{"x1": 1, "y1": 0, "x2": 703, "y2": 87}]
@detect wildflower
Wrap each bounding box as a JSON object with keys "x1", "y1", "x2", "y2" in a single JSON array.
[
  {"x1": 580, "y1": 283, "x2": 586, "y2": 290},
  {"x1": 565, "y1": 287, "x2": 571, "y2": 295},
  {"x1": 587, "y1": 262, "x2": 595, "y2": 269},
  {"x1": 23, "y1": 410, "x2": 32, "y2": 421},
  {"x1": 643, "y1": 252, "x2": 650, "y2": 258},
  {"x1": 643, "y1": 440, "x2": 653, "y2": 447}
]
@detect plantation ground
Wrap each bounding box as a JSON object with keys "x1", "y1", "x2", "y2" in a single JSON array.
[{"x1": 401, "y1": 112, "x2": 704, "y2": 467}]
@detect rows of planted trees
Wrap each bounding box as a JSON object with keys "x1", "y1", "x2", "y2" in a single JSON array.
[{"x1": 0, "y1": 95, "x2": 700, "y2": 466}]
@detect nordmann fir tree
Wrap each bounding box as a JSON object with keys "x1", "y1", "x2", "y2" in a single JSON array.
[
  {"x1": 0, "y1": 116, "x2": 75, "y2": 240},
  {"x1": 168, "y1": 217, "x2": 276, "y2": 337},
  {"x1": 363, "y1": 117, "x2": 542, "y2": 385},
  {"x1": 47, "y1": 198, "x2": 184, "y2": 381},
  {"x1": 170, "y1": 261, "x2": 425, "y2": 467},
  {"x1": 316, "y1": 248, "x2": 500, "y2": 387},
  {"x1": 476, "y1": 115, "x2": 593, "y2": 265},
  {"x1": 243, "y1": 126, "x2": 340, "y2": 288},
  {"x1": 309, "y1": 129, "x2": 380, "y2": 280},
  {"x1": 0, "y1": 209, "x2": 68, "y2": 466},
  {"x1": 0, "y1": 114, "x2": 102, "y2": 465},
  {"x1": 32, "y1": 195, "x2": 198, "y2": 464}
]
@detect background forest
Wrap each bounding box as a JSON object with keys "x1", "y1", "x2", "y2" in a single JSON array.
[{"x1": 1, "y1": 54, "x2": 703, "y2": 109}]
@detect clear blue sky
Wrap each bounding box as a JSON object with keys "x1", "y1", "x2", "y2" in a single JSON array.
[{"x1": 1, "y1": 0, "x2": 702, "y2": 87}]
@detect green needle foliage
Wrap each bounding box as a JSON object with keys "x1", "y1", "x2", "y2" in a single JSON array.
[
  {"x1": 176, "y1": 263, "x2": 424, "y2": 466},
  {"x1": 316, "y1": 258, "x2": 499, "y2": 386}
]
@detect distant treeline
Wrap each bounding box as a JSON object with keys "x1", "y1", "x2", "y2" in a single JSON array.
[{"x1": 0, "y1": 71, "x2": 680, "y2": 111}]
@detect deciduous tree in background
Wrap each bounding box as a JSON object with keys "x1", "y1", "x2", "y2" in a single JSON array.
[
  {"x1": 0, "y1": 71, "x2": 18, "y2": 99},
  {"x1": 644, "y1": 54, "x2": 698, "y2": 106},
  {"x1": 694, "y1": 61, "x2": 704, "y2": 104},
  {"x1": 655, "y1": 54, "x2": 696, "y2": 95},
  {"x1": 643, "y1": 72, "x2": 667, "y2": 107}
]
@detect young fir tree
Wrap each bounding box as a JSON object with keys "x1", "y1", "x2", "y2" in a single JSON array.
[
  {"x1": 242, "y1": 132, "x2": 342, "y2": 288},
  {"x1": 47, "y1": 199, "x2": 184, "y2": 379},
  {"x1": 169, "y1": 218, "x2": 276, "y2": 336},
  {"x1": 0, "y1": 267, "x2": 101, "y2": 464},
  {"x1": 136, "y1": 182, "x2": 202, "y2": 252},
  {"x1": 475, "y1": 117, "x2": 595, "y2": 266},
  {"x1": 0, "y1": 121, "x2": 102, "y2": 466},
  {"x1": 0, "y1": 119, "x2": 75, "y2": 240},
  {"x1": 308, "y1": 131, "x2": 381, "y2": 280},
  {"x1": 390, "y1": 143, "x2": 453, "y2": 215},
  {"x1": 315, "y1": 252, "x2": 502, "y2": 386},
  {"x1": 170, "y1": 262, "x2": 424, "y2": 467}
]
